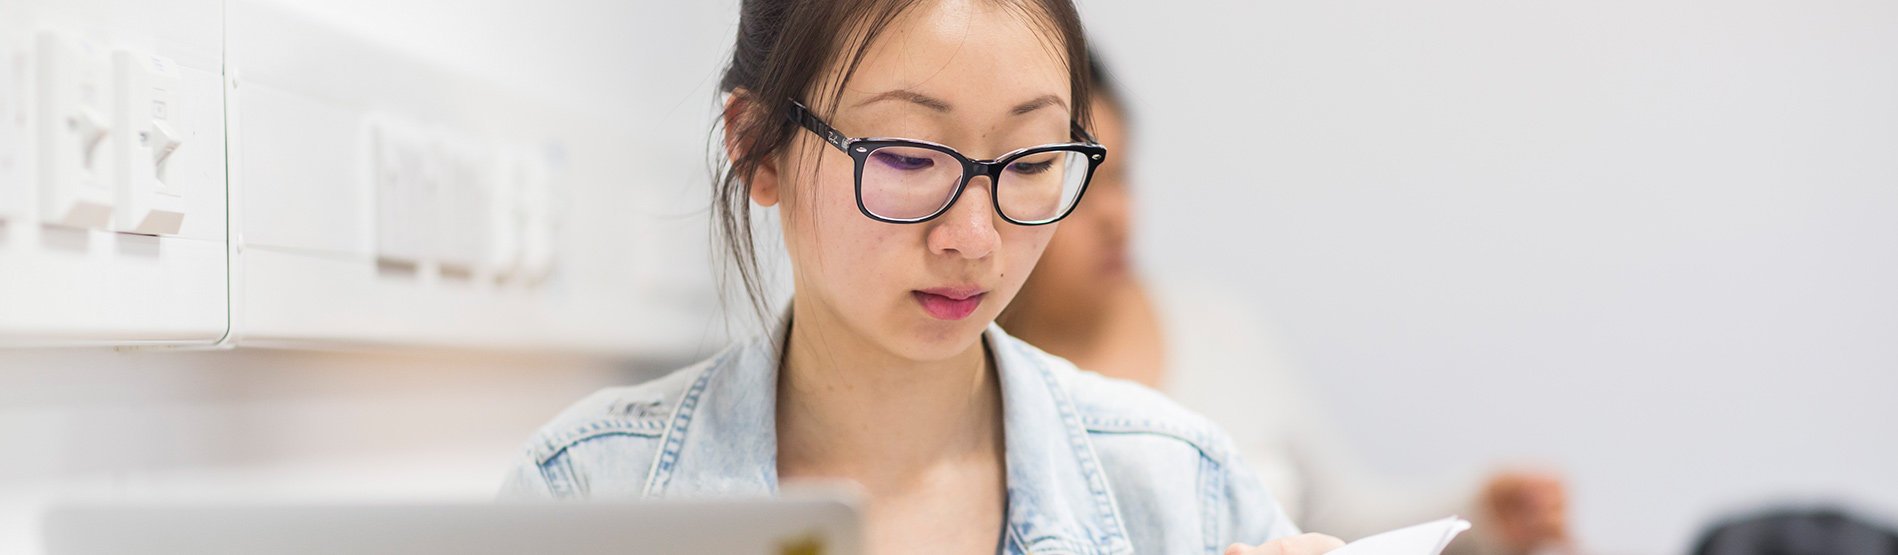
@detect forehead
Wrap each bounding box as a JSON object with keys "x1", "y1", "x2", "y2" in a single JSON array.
[{"x1": 835, "y1": 0, "x2": 1071, "y2": 115}]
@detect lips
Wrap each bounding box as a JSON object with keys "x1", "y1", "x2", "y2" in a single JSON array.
[{"x1": 913, "y1": 287, "x2": 987, "y2": 320}]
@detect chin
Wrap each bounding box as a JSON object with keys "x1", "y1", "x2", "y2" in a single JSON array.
[{"x1": 889, "y1": 311, "x2": 995, "y2": 362}]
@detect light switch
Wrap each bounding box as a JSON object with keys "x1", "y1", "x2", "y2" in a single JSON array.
[
  {"x1": 36, "y1": 31, "x2": 116, "y2": 229},
  {"x1": 112, "y1": 50, "x2": 186, "y2": 235},
  {"x1": 517, "y1": 148, "x2": 554, "y2": 284},
  {"x1": 371, "y1": 122, "x2": 433, "y2": 265},
  {"x1": 0, "y1": 38, "x2": 25, "y2": 222},
  {"x1": 485, "y1": 151, "x2": 525, "y2": 277},
  {"x1": 433, "y1": 139, "x2": 489, "y2": 276}
]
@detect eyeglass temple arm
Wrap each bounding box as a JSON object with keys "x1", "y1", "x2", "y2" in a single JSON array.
[{"x1": 787, "y1": 100, "x2": 853, "y2": 153}]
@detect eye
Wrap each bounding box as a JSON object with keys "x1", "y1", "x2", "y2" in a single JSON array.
[
  {"x1": 1007, "y1": 157, "x2": 1056, "y2": 175},
  {"x1": 870, "y1": 150, "x2": 936, "y2": 171}
]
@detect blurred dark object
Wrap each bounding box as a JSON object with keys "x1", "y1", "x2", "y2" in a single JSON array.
[{"x1": 1694, "y1": 509, "x2": 1898, "y2": 555}]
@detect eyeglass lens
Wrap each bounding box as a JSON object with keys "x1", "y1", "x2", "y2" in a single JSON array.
[{"x1": 858, "y1": 146, "x2": 1090, "y2": 222}]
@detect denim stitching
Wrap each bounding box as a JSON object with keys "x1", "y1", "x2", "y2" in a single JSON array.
[
  {"x1": 536, "y1": 451, "x2": 565, "y2": 497},
  {"x1": 532, "y1": 420, "x2": 668, "y2": 465},
  {"x1": 1005, "y1": 523, "x2": 1027, "y2": 555},
  {"x1": 1199, "y1": 450, "x2": 1222, "y2": 554},
  {"x1": 1014, "y1": 339, "x2": 1132, "y2": 555},
  {"x1": 1077, "y1": 423, "x2": 1224, "y2": 466},
  {"x1": 640, "y1": 349, "x2": 728, "y2": 496},
  {"x1": 1078, "y1": 416, "x2": 1213, "y2": 445},
  {"x1": 538, "y1": 451, "x2": 578, "y2": 498},
  {"x1": 1018, "y1": 535, "x2": 1105, "y2": 555}
]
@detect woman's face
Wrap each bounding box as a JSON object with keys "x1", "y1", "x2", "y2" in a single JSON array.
[{"x1": 760, "y1": 0, "x2": 1074, "y2": 362}]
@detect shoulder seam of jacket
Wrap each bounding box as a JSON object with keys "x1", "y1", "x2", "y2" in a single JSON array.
[{"x1": 531, "y1": 418, "x2": 669, "y2": 465}]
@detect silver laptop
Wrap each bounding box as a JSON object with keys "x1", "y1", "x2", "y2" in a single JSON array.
[{"x1": 41, "y1": 496, "x2": 862, "y2": 555}]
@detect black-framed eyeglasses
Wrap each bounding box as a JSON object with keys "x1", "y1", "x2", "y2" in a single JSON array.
[{"x1": 787, "y1": 99, "x2": 1106, "y2": 225}]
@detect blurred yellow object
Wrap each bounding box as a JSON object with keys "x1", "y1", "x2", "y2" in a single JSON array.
[{"x1": 779, "y1": 532, "x2": 826, "y2": 555}]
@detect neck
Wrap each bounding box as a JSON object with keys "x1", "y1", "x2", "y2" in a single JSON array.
[{"x1": 774, "y1": 298, "x2": 1004, "y2": 482}]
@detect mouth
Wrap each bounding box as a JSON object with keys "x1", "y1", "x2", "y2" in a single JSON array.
[{"x1": 912, "y1": 287, "x2": 988, "y2": 321}]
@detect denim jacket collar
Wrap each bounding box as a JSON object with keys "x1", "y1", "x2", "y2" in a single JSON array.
[{"x1": 642, "y1": 322, "x2": 1132, "y2": 555}]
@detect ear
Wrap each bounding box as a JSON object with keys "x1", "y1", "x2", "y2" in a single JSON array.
[{"x1": 723, "y1": 91, "x2": 782, "y2": 208}]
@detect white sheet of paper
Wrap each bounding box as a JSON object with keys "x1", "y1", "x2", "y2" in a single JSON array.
[{"x1": 1325, "y1": 516, "x2": 1473, "y2": 555}]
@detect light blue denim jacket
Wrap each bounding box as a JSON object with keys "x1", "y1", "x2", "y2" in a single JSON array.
[{"x1": 500, "y1": 323, "x2": 1300, "y2": 554}]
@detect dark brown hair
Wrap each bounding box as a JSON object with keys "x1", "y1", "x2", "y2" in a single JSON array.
[{"x1": 712, "y1": 0, "x2": 1095, "y2": 327}]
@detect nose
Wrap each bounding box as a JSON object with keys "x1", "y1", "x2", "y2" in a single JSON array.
[{"x1": 925, "y1": 176, "x2": 1001, "y2": 260}]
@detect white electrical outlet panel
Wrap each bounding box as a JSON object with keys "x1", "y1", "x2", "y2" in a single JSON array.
[
  {"x1": 0, "y1": 0, "x2": 229, "y2": 347},
  {"x1": 367, "y1": 118, "x2": 433, "y2": 268},
  {"x1": 228, "y1": 0, "x2": 713, "y2": 355},
  {"x1": 36, "y1": 31, "x2": 117, "y2": 229},
  {"x1": 0, "y1": 37, "x2": 25, "y2": 222},
  {"x1": 363, "y1": 120, "x2": 554, "y2": 286},
  {"x1": 112, "y1": 49, "x2": 187, "y2": 235},
  {"x1": 4, "y1": 0, "x2": 717, "y2": 353}
]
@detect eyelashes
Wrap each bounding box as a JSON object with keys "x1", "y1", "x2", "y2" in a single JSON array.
[
  {"x1": 868, "y1": 150, "x2": 1059, "y2": 176},
  {"x1": 870, "y1": 151, "x2": 938, "y2": 171},
  {"x1": 1006, "y1": 158, "x2": 1055, "y2": 175}
]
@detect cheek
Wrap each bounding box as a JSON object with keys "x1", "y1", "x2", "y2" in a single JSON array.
[
  {"x1": 784, "y1": 154, "x2": 909, "y2": 294},
  {"x1": 782, "y1": 149, "x2": 856, "y2": 245}
]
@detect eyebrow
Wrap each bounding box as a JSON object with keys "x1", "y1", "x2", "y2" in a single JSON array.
[
  {"x1": 1008, "y1": 94, "x2": 1066, "y2": 116},
  {"x1": 857, "y1": 89, "x2": 953, "y2": 112},
  {"x1": 854, "y1": 90, "x2": 1068, "y2": 117}
]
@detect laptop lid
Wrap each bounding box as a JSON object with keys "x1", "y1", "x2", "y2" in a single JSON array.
[{"x1": 42, "y1": 496, "x2": 862, "y2": 555}]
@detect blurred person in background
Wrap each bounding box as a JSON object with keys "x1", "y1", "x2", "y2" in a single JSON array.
[{"x1": 998, "y1": 53, "x2": 1573, "y2": 555}]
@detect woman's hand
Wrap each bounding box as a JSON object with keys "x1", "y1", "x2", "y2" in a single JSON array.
[
  {"x1": 1482, "y1": 471, "x2": 1570, "y2": 555},
  {"x1": 1226, "y1": 533, "x2": 1347, "y2": 555}
]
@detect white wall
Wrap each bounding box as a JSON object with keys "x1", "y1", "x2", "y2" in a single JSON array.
[{"x1": 1079, "y1": 1, "x2": 1898, "y2": 554}]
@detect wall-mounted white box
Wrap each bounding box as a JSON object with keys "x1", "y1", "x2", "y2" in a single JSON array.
[
  {"x1": 431, "y1": 135, "x2": 490, "y2": 279},
  {"x1": 0, "y1": 37, "x2": 26, "y2": 222},
  {"x1": 1, "y1": 0, "x2": 229, "y2": 348},
  {"x1": 369, "y1": 120, "x2": 432, "y2": 268},
  {"x1": 365, "y1": 118, "x2": 559, "y2": 285},
  {"x1": 513, "y1": 148, "x2": 555, "y2": 285},
  {"x1": 35, "y1": 31, "x2": 116, "y2": 229},
  {"x1": 227, "y1": 0, "x2": 714, "y2": 355},
  {"x1": 112, "y1": 49, "x2": 187, "y2": 235}
]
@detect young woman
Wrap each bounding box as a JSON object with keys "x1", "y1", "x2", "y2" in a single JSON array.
[{"x1": 503, "y1": 2, "x2": 1344, "y2": 554}]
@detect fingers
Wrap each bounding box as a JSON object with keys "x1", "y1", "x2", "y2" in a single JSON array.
[
  {"x1": 1227, "y1": 533, "x2": 1347, "y2": 555},
  {"x1": 1485, "y1": 472, "x2": 1572, "y2": 553},
  {"x1": 1292, "y1": 533, "x2": 1348, "y2": 555}
]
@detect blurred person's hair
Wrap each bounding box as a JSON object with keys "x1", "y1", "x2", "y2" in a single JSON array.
[
  {"x1": 1694, "y1": 508, "x2": 1898, "y2": 555},
  {"x1": 710, "y1": 0, "x2": 1096, "y2": 328}
]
